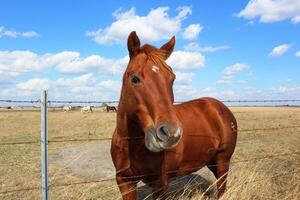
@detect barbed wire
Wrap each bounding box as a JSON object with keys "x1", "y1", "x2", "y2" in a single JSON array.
[
  {"x1": 0, "y1": 186, "x2": 40, "y2": 194},
  {"x1": 1, "y1": 99, "x2": 300, "y2": 104},
  {"x1": 0, "y1": 151, "x2": 299, "y2": 195},
  {"x1": 0, "y1": 99, "x2": 40, "y2": 103},
  {"x1": 221, "y1": 99, "x2": 300, "y2": 103},
  {"x1": 1, "y1": 125, "x2": 299, "y2": 146}
]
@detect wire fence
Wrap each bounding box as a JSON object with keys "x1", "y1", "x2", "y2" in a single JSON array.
[
  {"x1": 0, "y1": 98, "x2": 300, "y2": 199},
  {"x1": 1, "y1": 98, "x2": 300, "y2": 106},
  {"x1": 1, "y1": 125, "x2": 300, "y2": 146},
  {"x1": 1, "y1": 152, "x2": 299, "y2": 194},
  {"x1": 1, "y1": 155, "x2": 299, "y2": 197}
]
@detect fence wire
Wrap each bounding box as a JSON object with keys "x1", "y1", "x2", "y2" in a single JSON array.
[
  {"x1": 1, "y1": 98, "x2": 300, "y2": 105},
  {"x1": 1, "y1": 152, "x2": 299, "y2": 195},
  {"x1": 1, "y1": 125, "x2": 299, "y2": 146}
]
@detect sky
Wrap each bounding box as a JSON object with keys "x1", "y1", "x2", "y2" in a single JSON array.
[{"x1": 0, "y1": 0, "x2": 300, "y2": 103}]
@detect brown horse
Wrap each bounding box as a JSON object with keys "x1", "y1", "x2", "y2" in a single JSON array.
[
  {"x1": 106, "y1": 105, "x2": 117, "y2": 112},
  {"x1": 111, "y1": 31, "x2": 237, "y2": 199}
]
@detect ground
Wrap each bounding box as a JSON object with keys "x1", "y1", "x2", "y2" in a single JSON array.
[{"x1": 0, "y1": 107, "x2": 299, "y2": 199}]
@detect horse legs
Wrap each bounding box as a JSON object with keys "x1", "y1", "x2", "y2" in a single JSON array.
[
  {"x1": 208, "y1": 153, "x2": 231, "y2": 198},
  {"x1": 116, "y1": 175, "x2": 137, "y2": 200},
  {"x1": 150, "y1": 178, "x2": 168, "y2": 200}
]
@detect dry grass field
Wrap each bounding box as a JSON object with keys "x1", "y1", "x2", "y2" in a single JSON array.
[{"x1": 0, "y1": 106, "x2": 299, "y2": 200}]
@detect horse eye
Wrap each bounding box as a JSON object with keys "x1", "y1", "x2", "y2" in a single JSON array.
[{"x1": 131, "y1": 76, "x2": 141, "y2": 84}]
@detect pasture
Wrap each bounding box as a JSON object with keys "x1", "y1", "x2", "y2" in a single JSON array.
[{"x1": 0, "y1": 106, "x2": 299, "y2": 200}]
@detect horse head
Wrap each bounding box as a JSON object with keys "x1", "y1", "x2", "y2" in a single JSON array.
[{"x1": 120, "y1": 31, "x2": 182, "y2": 152}]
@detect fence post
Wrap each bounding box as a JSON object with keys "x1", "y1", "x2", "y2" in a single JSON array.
[{"x1": 41, "y1": 90, "x2": 48, "y2": 200}]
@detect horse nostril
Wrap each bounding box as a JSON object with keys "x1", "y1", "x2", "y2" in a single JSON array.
[{"x1": 157, "y1": 125, "x2": 170, "y2": 142}]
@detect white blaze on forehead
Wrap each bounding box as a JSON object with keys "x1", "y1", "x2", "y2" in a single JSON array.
[{"x1": 152, "y1": 65, "x2": 160, "y2": 73}]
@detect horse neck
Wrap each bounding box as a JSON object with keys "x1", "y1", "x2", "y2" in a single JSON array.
[{"x1": 116, "y1": 93, "x2": 143, "y2": 138}]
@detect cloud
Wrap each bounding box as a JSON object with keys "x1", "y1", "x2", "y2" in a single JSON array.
[
  {"x1": 16, "y1": 78, "x2": 52, "y2": 91},
  {"x1": 174, "y1": 86, "x2": 241, "y2": 101},
  {"x1": 55, "y1": 54, "x2": 128, "y2": 74},
  {"x1": 269, "y1": 44, "x2": 291, "y2": 57},
  {"x1": 86, "y1": 6, "x2": 192, "y2": 45},
  {"x1": 236, "y1": 0, "x2": 300, "y2": 23},
  {"x1": 98, "y1": 80, "x2": 121, "y2": 92},
  {"x1": 2, "y1": 74, "x2": 122, "y2": 100},
  {"x1": 0, "y1": 26, "x2": 39, "y2": 38},
  {"x1": 56, "y1": 73, "x2": 95, "y2": 87},
  {"x1": 295, "y1": 50, "x2": 300, "y2": 57},
  {"x1": 182, "y1": 24, "x2": 202, "y2": 40},
  {"x1": 292, "y1": 15, "x2": 300, "y2": 24},
  {"x1": 0, "y1": 50, "x2": 129, "y2": 75},
  {"x1": 217, "y1": 63, "x2": 249, "y2": 84},
  {"x1": 20, "y1": 31, "x2": 39, "y2": 37},
  {"x1": 167, "y1": 51, "x2": 205, "y2": 69},
  {"x1": 272, "y1": 86, "x2": 300, "y2": 95},
  {"x1": 174, "y1": 85, "x2": 198, "y2": 100},
  {"x1": 0, "y1": 51, "x2": 51, "y2": 74},
  {"x1": 174, "y1": 71, "x2": 195, "y2": 83},
  {"x1": 184, "y1": 42, "x2": 230, "y2": 52}
]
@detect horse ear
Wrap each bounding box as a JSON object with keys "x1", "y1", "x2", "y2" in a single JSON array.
[
  {"x1": 160, "y1": 36, "x2": 175, "y2": 60},
  {"x1": 127, "y1": 31, "x2": 141, "y2": 59}
]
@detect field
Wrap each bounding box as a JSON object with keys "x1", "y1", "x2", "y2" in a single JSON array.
[{"x1": 0, "y1": 107, "x2": 299, "y2": 200}]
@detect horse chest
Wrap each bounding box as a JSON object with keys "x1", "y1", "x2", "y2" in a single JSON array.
[{"x1": 129, "y1": 142, "x2": 164, "y2": 175}]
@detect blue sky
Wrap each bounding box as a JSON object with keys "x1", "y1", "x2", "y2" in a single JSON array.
[{"x1": 0, "y1": 0, "x2": 300, "y2": 102}]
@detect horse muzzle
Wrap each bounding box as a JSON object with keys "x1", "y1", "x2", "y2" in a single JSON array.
[{"x1": 145, "y1": 124, "x2": 182, "y2": 152}]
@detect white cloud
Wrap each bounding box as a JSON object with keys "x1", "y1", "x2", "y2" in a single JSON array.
[
  {"x1": 167, "y1": 51, "x2": 205, "y2": 69},
  {"x1": 98, "y1": 80, "x2": 121, "y2": 92},
  {"x1": 174, "y1": 85, "x2": 198, "y2": 100},
  {"x1": 20, "y1": 31, "x2": 39, "y2": 38},
  {"x1": 269, "y1": 44, "x2": 291, "y2": 57},
  {"x1": 174, "y1": 86, "x2": 241, "y2": 101},
  {"x1": 0, "y1": 51, "x2": 50, "y2": 74},
  {"x1": 174, "y1": 71, "x2": 194, "y2": 83},
  {"x1": 236, "y1": 0, "x2": 300, "y2": 23},
  {"x1": 184, "y1": 42, "x2": 230, "y2": 52},
  {"x1": 16, "y1": 78, "x2": 52, "y2": 91},
  {"x1": 182, "y1": 24, "x2": 202, "y2": 40},
  {"x1": 0, "y1": 50, "x2": 129, "y2": 75},
  {"x1": 291, "y1": 15, "x2": 300, "y2": 24},
  {"x1": 295, "y1": 50, "x2": 300, "y2": 57},
  {"x1": 0, "y1": 26, "x2": 39, "y2": 38},
  {"x1": 56, "y1": 73, "x2": 95, "y2": 87},
  {"x1": 86, "y1": 6, "x2": 192, "y2": 45},
  {"x1": 216, "y1": 76, "x2": 234, "y2": 84},
  {"x1": 217, "y1": 63, "x2": 249, "y2": 84},
  {"x1": 223, "y1": 63, "x2": 249, "y2": 76},
  {"x1": 55, "y1": 54, "x2": 128, "y2": 74},
  {"x1": 3, "y1": 74, "x2": 122, "y2": 100},
  {"x1": 272, "y1": 86, "x2": 300, "y2": 95}
]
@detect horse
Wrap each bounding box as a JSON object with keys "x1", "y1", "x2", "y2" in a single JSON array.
[
  {"x1": 110, "y1": 31, "x2": 237, "y2": 200},
  {"x1": 106, "y1": 105, "x2": 117, "y2": 112},
  {"x1": 63, "y1": 105, "x2": 72, "y2": 112},
  {"x1": 81, "y1": 106, "x2": 93, "y2": 113}
]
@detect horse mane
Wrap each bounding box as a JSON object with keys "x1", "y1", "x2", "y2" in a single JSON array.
[{"x1": 140, "y1": 44, "x2": 173, "y2": 73}]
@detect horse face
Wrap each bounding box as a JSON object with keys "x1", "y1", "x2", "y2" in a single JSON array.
[{"x1": 122, "y1": 31, "x2": 183, "y2": 152}]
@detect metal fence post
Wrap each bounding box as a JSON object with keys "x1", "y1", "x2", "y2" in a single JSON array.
[{"x1": 41, "y1": 90, "x2": 48, "y2": 200}]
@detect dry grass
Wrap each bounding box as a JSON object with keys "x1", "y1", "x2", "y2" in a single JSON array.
[{"x1": 0, "y1": 106, "x2": 299, "y2": 199}]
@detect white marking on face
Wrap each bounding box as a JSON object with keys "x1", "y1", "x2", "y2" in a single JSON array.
[{"x1": 152, "y1": 65, "x2": 159, "y2": 73}]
